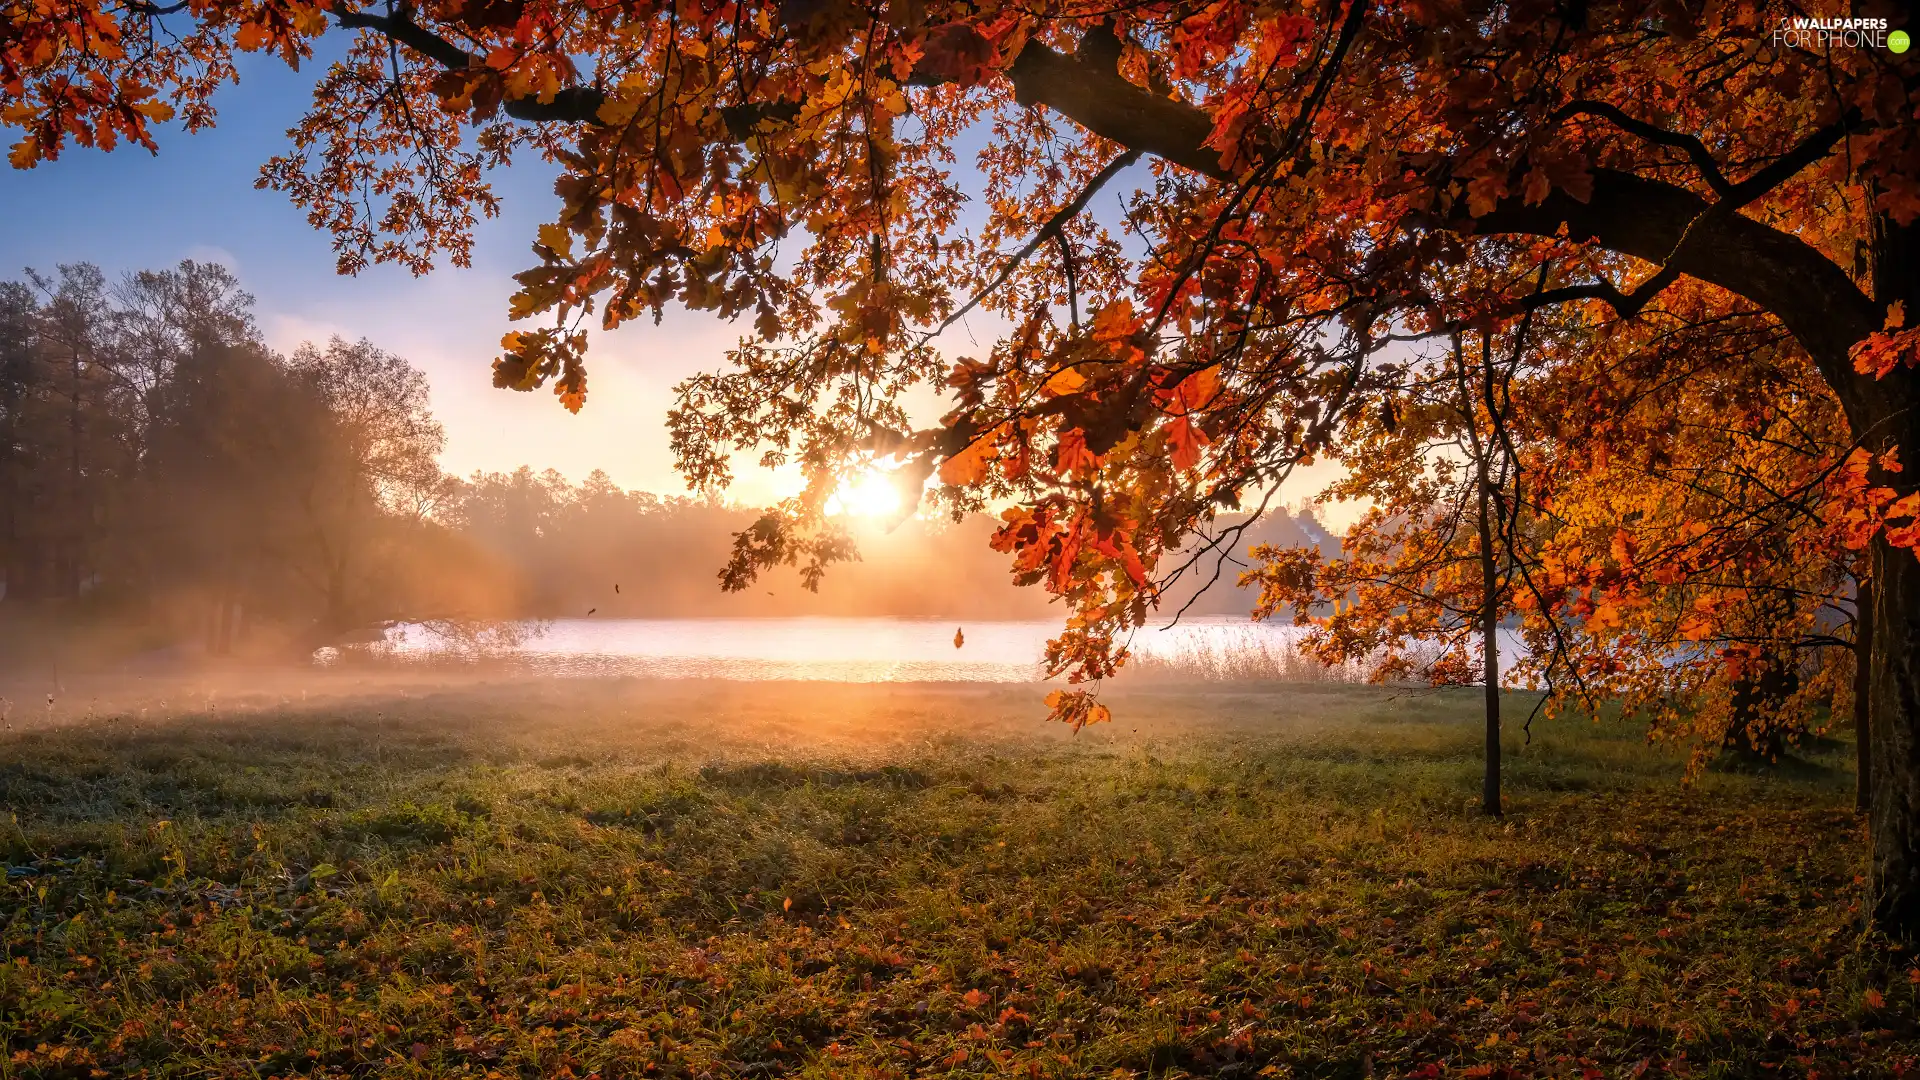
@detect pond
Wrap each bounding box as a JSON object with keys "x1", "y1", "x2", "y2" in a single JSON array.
[{"x1": 332, "y1": 616, "x2": 1389, "y2": 683}]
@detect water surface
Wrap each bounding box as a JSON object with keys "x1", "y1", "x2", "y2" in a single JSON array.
[
  {"x1": 357, "y1": 617, "x2": 1294, "y2": 682},
  {"x1": 342, "y1": 616, "x2": 1531, "y2": 684}
]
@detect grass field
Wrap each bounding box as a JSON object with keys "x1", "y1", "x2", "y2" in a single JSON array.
[{"x1": 0, "y1": 675, "x2": 1913, "y2": 1078}]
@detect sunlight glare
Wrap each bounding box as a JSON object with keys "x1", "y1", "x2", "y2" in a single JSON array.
[{"x1": 826, "y1": 468, "x2": 906, "y2": 520}]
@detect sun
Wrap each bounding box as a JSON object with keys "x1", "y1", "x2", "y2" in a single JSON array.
[{"x1": 826, "y1": 468, "x2": 905, "y2": 520}]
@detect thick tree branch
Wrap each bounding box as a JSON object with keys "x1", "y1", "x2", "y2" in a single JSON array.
[
  {"x1": 334, "y1": 8, "x2": 472, "y2": 70},
  {"x1": 331, "y1": 5, "x2": 1225, "y2": 172},
  {"x1": 1503, "y1": 110, "x2": 1866, "y2": 385},
  {"x1": 1721, "y1": 111, "x2": 1859, "y2": 208},
  {"x1": 1553, "y1": 101, "x2": 1734, "y2": 197},
  {"x1": 722, "y1": 101, "x2": 802, "y2": 139},
  {"x1": 1003, "y1": 45, "x2": 1226, "y2": 180},
  {"x1": 1475, "y1": 170, "x2": 1879, "y2": 421},
  {"x1": 333, "y1": 7, "x2": 608, "y2": 124}
]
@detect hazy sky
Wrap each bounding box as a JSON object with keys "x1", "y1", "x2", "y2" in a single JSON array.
[{"x1": 0, "y1": 48, "x2": 1349, "y2": 523}]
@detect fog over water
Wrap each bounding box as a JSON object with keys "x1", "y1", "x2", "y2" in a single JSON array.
[{"x1": 336, "y1": 617, "x2": 1536, "y2": 684}]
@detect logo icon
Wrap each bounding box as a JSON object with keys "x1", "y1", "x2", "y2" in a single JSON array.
[{"x1": 1773, "y1": 16, "x2": 1894, "y2": 50}]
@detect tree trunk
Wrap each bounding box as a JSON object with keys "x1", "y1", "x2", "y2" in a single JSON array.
[
  {"x1": 1858, "y1": 577, "x2": 1876, "y2": 815},
  {"x1": 1870, "y1": 534, "x2": 1920, "y2": 941},
  {"x1": 1724, "y1": 656, "x2": 1797, "y2": 763},
  {"x1": 64, "y1": 347, "x2": 82, "y2": 601},
  {"x1": 213, "y1": 593, "x2": 233, "y2": 657},
  {"x1": 1477, "y1": 472, "x2": 1501, "y2": 817},
  {"x1": 1865, "y1": 212, "x2": 1920, "y2": 943}
]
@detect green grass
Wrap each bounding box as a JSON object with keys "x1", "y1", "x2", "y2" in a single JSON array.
[{"x1": 0, "y1": 676, "x2": 1912, "y2": 1078}]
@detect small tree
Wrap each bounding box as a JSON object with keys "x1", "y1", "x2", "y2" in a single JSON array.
[
  {"x1": 1248, "y1": 322, "x2": 1546, "y2": 815},
  {"x1": 286, "y1": 337, "x2": 450, "y2": 633}
]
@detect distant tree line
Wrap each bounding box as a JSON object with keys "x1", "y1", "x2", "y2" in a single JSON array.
[
  {"x1": 0, "y1": 261, "x2": 1329, "y2": 663},
  {"x1": 0, "y1": 260, "x2": 471, "y2": 657}
]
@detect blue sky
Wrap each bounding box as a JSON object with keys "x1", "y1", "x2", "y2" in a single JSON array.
[{"x1": 0, "y1": 51, "x2": 774, "y2": 501}]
